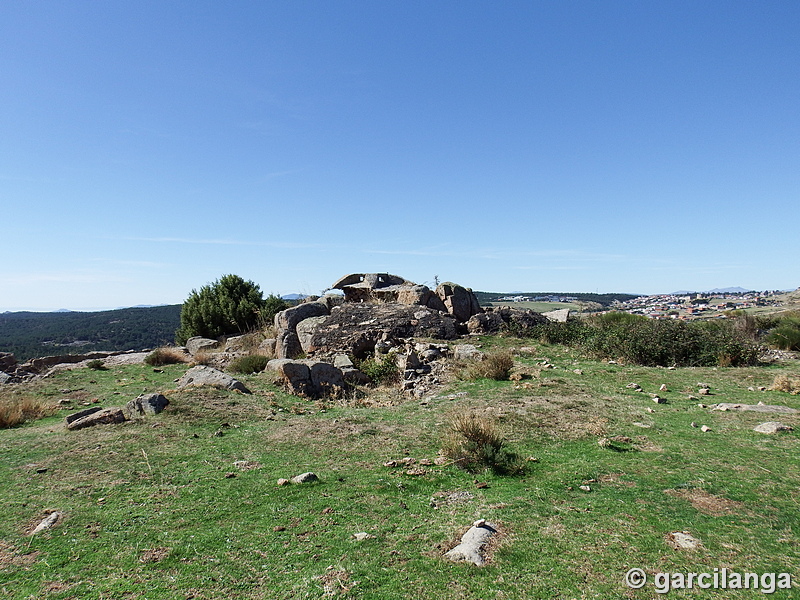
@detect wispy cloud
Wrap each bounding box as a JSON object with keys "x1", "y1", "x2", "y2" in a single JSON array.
[{"x1": 123, "y1": 236, "x2": 328, "y2": 249}]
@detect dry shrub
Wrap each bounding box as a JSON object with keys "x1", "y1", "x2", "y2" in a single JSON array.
[
  {"x1": 460, "y1": 350, "x2": 514, "y2": 381},
  {"x1": 441, "y1": 411, "x2": 523, "y2": 475},
  {"x1": 191, "y1": 351, "x2": 214, "y2": 366},
  {"x1": 145, "y1": 347, "x2": 189, "y2": 367},
  {"x1": 0, "y1": 395, "x2": 57, "y2": 429},
  {"x1": 770, "y1": 374, "x2": 800, "y2": 395}
]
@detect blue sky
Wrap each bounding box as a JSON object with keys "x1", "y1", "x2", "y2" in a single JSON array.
[{"x1": 2, "y1": 1, "x2": 798, "y2": 310}]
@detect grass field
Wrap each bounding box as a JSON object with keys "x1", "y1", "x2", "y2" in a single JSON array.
[{"x1": 1, "y1": 336, "x2": 798, "y2": 599}]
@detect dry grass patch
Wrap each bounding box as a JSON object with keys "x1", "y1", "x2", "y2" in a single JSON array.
[
  {"x1": 0, "y1": 393, "x2": 57, "y2": 428},
  {"x1": 440, "y1": 411, "x2": 522, "y2": 474},
  {"x1": 459, "y1": 350, "x2": 515, "y2": 381},
  {"x1": 664, "y1": 488, "x2": 745, "y2": 516},
  {"x1": 144, "y1": 347, "x2": 189, "y2": 367},
  {"x1": 770, "y1": 373, "x2": 800, "y2": 394}
]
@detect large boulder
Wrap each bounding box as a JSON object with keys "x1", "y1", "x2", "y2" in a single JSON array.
[
  {"x1": 467, "y1": 312, "x2": 505, "y2": 334},
  {"x1": 266, "y1": 358, "x2": 347, "y2": 398},
  {"x1": 125, "y1": 393, "x2": 169, "y2": 417},
  {"x1": 175, "y1": 365, "x2": 251, "y2": 394},
  {"x1": 307, "y1": 303, "x2": 459, "y2": 359},
  {"x1": 296, "y1": 315, "x2": 329, "y2": 354},
  {"x1": 0, "y1": 352, "x2": 17, "y2": 373},
  {"x1": 185, "y1": 337, "x2": 220, "y2": 355},
  {"x1": 274, "y1": 301, "x2": 330, "y2": 359},
  {"x1": 435, "y1": 283, "x2": 482, "y2": 323}
]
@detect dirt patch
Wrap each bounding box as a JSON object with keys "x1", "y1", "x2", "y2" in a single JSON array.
[
  {"x1": 0, "y1": 541, "x2": 39, "y2": 569},
  {"x1": 598, "y1": 473, "x2": 637, "y2": 487},
  {"x1": 318, "y1": 567, "x2": 356, "y2": 596},
  {"x1": 664, "y1": 488, "x2": 744, "y2": 516},
  {"x1": 139, "y1": 546, "x2": 170, "y2": 563}
]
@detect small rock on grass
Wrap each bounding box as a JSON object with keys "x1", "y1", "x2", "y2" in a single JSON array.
[
  {"x1": 753, "y1": 422, "x2": 794, "y2": 434},
  {"x1": 291, "y1": 472, "x2": 319, "y2": 484},
  {"x1": 700, "y1": 425, "x2": 712, "y2": 432},
  {"x1": 352, "y1": 532, "x2": 372, "y2": 541}
]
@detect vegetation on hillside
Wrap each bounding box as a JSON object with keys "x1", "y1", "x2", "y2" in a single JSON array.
[{"x1": 0, "y1": 305, "x2": 181, "y2": 361}]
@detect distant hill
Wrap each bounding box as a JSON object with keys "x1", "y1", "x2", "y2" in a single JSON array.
[
  {"x1": 0, "y1": 305, "x2": 182, "y2": 361},
  {"x1": 473, "y1": 291, "x2": 639, "y2": 307},
  {"x1": 672, "y1": 287, "x2": 754, "y2": 295}
]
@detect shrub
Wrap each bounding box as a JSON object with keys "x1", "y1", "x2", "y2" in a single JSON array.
[
  {"x1": 583, "y1": 318, "x2": 760, "y2": 367},
  {"x1": 460, "y1": 350, "x2": 514, "y2": 381},
  {"x1": 262, "y1": 294, "x2": 290, "y2": 327},
  {"x1": 229, "y1": 354, "x2": 270, "y2": 374},
  {"x1": 765, "y1": 315, "x2": 800, "y2": 351},
  {"x1": 441, "y1": 411, "x2": 522, "y2": 475},
  {"x1": 0, "y1": 395, "x2": 56, "y2": 429},
  {"x1": 86, "y1": 359, "x2": 106, "y2": 370},
  {"x1": 145, "y1": 347, "x2": 188, "y2": 366},
  {"x1": 175, "y1": 274, "x2": 268, "y2": 345},
  {"x1": 355, "y1": 355, "x2": 400, "y2": 385}
]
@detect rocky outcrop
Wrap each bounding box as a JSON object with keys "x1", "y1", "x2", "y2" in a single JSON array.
[
  {"x1": 306, "y1": 303, "x2": 459, "y2": 359},
  {"x1": 266, "y1": 358, "x2": 348, "y2": 398},
  {"x1": 435, "y1": 282, "x2": 482, "y2": 323},
  {"x1": 176, "y1": 365, "x2": 251, "y2": 394},
  {"x1": 273, "y1": 300, "x2": 331, "y2": 359},
  {"x1": 467, "y1": 306, "x2": 548, "y2": 334}
]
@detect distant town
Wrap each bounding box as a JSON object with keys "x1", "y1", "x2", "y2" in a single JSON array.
[{"x1": 610, "y1": 290, "x2": 788, "y2": 319}]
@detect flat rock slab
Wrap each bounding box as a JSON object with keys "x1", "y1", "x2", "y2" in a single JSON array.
[
  {"x1": 666, "y1": 531, "x2": 702, "y2": 550},
  {"x1": 175, "y1": 366, "x2": 250, "y2": 394},
  {"x1": 67, "y1": 407, "x2": 127, "y2": 431},
  {"x1": 444, "y1": 521, "x2": 498, "y2": 566},
  {"x1": 712, "y1": 403, "x2": 798, "y2": 414},
  {"x1": 753, "y1": 422, "x2": 794, "y2": 434},
  {"x1": 64, "y1": 406, "x2": 102, "y2": 425},
  {"x1": 291, "y1": 472, "x2": 319, "y2": 484},
  {"x1": 29, "y1": 511, "x2": 62, "y2": 535}
]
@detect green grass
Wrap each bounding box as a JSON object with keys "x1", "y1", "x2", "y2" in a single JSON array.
[{"x1": 1, "y1": 339, "x2": 799, "y2": 598}]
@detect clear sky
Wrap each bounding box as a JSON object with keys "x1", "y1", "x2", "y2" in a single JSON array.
[{"x1": 2, "y1": 1, "x2": 798, "y2": 311}]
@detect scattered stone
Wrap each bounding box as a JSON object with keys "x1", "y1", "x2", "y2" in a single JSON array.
[
  {"x1": 405, "y1": 468, "x2": 426, "y2": 476},
  {"x1": 64, "y1": 406, "x2": 102, "y2": 425},
  {"x1": 124, "y1": 393, "x2": 169, "y2": 417},
  {"x1": 753, "y1": 422, "x2": 794, "y2": 434},
  {"x1": 232, "y1": 460, "x2": 260, "y2": 470},
  {"x1": 453, "y1": 345, "x2": 485, "y2": 362},
  {"x1": 277, "y1": 478, "x2": 290, "y2": 486},
  {"x1": 273, "y1": 525, "x2": 286, "y2": 532},
  {"x1": 700, "y1": 425, "x2": 712, "y2": 432},
  {"x1": 659, "y1": 384, "x2": 668, "y2": 392},
  {"x1": 697, "y1": 403, "x2": 707, "y2": 408},
  {"x1": 691, "y1": 422, "x2": 698, "y2": 428},
  {"x1": 652, "y1": 396, "x2": 667, "y2": 404},
  {"x1": 698, "y1": 388, "x2": 711, "y2": 396},
  {"x1": 475, "y1": 481, "x2": 489, "y2": 489},
  {"x1": 176, "y1": 366, "x2": 251, "y2": 394},
  {"x1": 573, "y1": 369, "x2": 583, "y2": 375},
  {"x1": 626, "y1": 383, "x2": 642, "y2": 390},
  {"x1": 632, "y1": 422, "x2": 651, "y2": 428},
  {"x1": 66, "y1": 407, "x2": 127, "y2": 431},
  {"x1": 224, "y1": 472, "x2": 236, "y2": 479},
  {"x1": 30, "y1": 511, "x2": 61, "y2": 535},
  {"x1": 291, "y1": 472, "x2": 319, "y2": 484},
  {"x1": 444, "y1": 521, "x2": 498, "y2": 566},
  {"x1": 666, "y1": 531, "x2": 702, "y2": 550},
  {"x1": 712, "y1": 403, "x2": 798, "y2": 414},
  {"x1": 542, "y1": 308, "x2": 570, "y2": 323},
  {"x1": 352, "y1": 532, "x2": 372, "y2": 541},
  {"x1": 579, "y1": 485, "x2": 591, "y2": 492}
]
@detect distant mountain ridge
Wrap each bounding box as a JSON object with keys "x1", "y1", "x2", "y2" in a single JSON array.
[{"x1": 671, "y1": 287, "x2": 753, "y2": 295}]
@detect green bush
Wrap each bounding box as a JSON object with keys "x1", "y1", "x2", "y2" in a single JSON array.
[
  {"x1": 584, "y1": 318, "x2": 761, "y2": 367},
  {"x1": 86, "y1": 359, "x2": 106, "y2": 370},
  {"x1": 766, "y1": 322, "x2": 800, "y2": 351},
  {"x1": 175, "y1": 274, "x2": 268, "y2": 345},
  {"x1": 229, "y1": 354, "x2": 270, "y2": 374},
  {"x1": 355, "y1": 355, "x2": 400, "y2": 385},
  {"x1": 262, "y1": 294, "x2": 290, "y2": 328}
]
